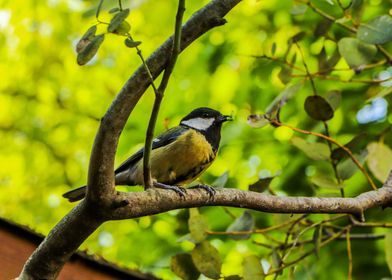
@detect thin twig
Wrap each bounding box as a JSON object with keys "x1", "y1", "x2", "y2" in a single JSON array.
[
  {"x1": 346, "y1": 228, "x2": 353, "y2": 280},
  {"x1": 142, "y1": 0, "x2": 185, "y2": 188},
  {"x1": 206, "y1": 215, "x2": 307, "y2": 236},
  {"x1": 269, "y1": 119, "x2": 378, "y2": 191},
  {"x1": 267, "y1": 226, "x2": 350, "y2": 276},
  {"x1": 295, "y1": 43, "x2": 317, "y2": 95}
]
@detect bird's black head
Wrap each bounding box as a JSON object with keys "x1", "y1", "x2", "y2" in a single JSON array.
[{"x1": 180, "y1": 107, "x2": 231, "y2": 151}]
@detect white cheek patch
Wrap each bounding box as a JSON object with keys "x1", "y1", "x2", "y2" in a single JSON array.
[{"x1": 181, "y1": 117, "x2": 215, "y2": 131}]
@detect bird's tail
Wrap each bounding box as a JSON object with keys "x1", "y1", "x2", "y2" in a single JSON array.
[{"x1": 62, "y1": 185, "x2": 87, "y2": 202}]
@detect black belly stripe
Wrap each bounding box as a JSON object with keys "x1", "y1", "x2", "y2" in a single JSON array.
[{"x1": 170, "y1": 155, "x2": 215, "y2": 185}]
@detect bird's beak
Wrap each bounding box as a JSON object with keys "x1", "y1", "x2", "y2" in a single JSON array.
[{"x1": 218, "y1": 115, "x2": 233, "y2": 123}]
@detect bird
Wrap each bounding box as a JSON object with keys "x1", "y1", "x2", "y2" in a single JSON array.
[{"x1": 63, "y1": 107, "x2": 232, "y2": 202}]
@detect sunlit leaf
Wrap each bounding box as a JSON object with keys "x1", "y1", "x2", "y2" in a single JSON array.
[
  {"x1": 188, "y1": 208, "x2": 208, "y2": 243},
  {"x1": 385, "y1": 232, "x2": 392, "y2": 275},
  {"x1": 211, "y1": 171, "x2": 229, "y2": 188},
  {"x1": 337, "y1": 38, "x2": 377, "y2": 68},
  {"x1": 192, "y1": 241, "x2": 222, "y2": 279},
  {"x1": 304, "y1": 95, "x2": 334, "y2": 121},
  {"x1": 367, "y1": 142, "x2": 392, "y2": 182},
  {"x1": 357, "y1": 15, "x2": 392, "y2": 44},
  {"x1": 243, "y1": 255, "x2": 264, "y2": 280},
  {"x1": 108, "y1": 8, "x2": 130, "y2": 33},
  {"x1": 77, "y1": 34, "x2": 105, "y2": 65},
  {"x1": 291, "y1": 137, "x2": 330, "y2": 161},
  {"x1": 226, "y1": 211, "x2": 254, "y2": 240},
  {"x1": 171, "y1": 253, "x2": 200, "y2": 280}
]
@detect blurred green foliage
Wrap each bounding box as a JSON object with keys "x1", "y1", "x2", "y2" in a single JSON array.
[{"x1": 1, "y1": 0, "x2": 392, "y2": 279}]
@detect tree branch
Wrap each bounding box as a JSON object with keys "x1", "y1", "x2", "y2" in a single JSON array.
[
  {"x1": 109, "y1": 173, "x2": 392, "y2": 221},
  {"x1": 19, "y1": 1, "x2": 241, "y2": 279}
]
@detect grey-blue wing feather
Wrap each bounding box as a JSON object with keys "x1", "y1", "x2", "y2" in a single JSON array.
[{"x1": 114, "y1": 126, "x2": 188, "y2": 174}]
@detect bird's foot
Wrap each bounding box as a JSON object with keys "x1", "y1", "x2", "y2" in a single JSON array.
[
  {"x1": 190, "y1": 184, "x2": 216, "y2": 197},
  {"x1": 153, "y1": 182, "x2": 187, "y2": 198}
]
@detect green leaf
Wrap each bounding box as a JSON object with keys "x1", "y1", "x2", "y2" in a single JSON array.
[
  {"x1": 271, "y1": 42, "x2": 277, "y2": 56},
  {"x1": 76, "y1": 26, "x2": 97, "y2": 53},
  {"x1": 337, "y1": 150, "x2": 367, "y2": 180},
  {"x1": 325, "y1": 90, "x2": 341, "y2": 111},
  {"x1": 357, "y1": 15, "x2": 392, "y2": 44},
  {"x1": 247, "y1": 114, "x2": 270, "y2": 128},
  {"x1": 291, "y1": 31, "x2": 306, "y2": 43},
  {"x1": 310, "y1": 173, "x2": 342, "y2": 189},
  {"x1": 304, "y1": 95, "x2": 334, "y2": 121},
  {"x1": 224, "y1": 276, "x2": 242, "y2": 280},
  {"x1": 249, "y1": 177, "x2": 274, "y2": 193},
  {"x1": 226, "y1": 211, "x2": 254, "y2": 240},
  {"x1": 108, "y1": 8, "x2": 130, "y2": 33},
  {"x1": 367, "y1": 142, "x2": 392, "y2": 182},
  {"x1": 109, "y1": 7, "x2": 120, "y2": 14},
  {"x1": 188, "y1": 208, "x2": 208, "y2": 243},
  {"x1": 314, "y1": 18, "x2": 332, "y2": 37},
  {"x1": 124, "y1": 38, "x2": 142, "y2": 48},
  {"x1": 113, "y1": 21, "x2": 131, "y2": 35},
  {"x1": 337, "y1": 37, "x2": 377, "y2": 68},
  {"x1": 331, "y1": 133, "x2": 367, "y2": 162},
  {"x1": 191, "y1": 241, "x2": 222, "y2": 279},
  {"x1": 290, "y1": 137, "x2": 330, "y2": 161},
  {"x1": 171, "y1": 253, "x2": 200, "y2": 280},
  {"x1": 211, "y1": 171, "x2": 229, "y2": 188},
  {"x1": 76, "y1": 34, "x2": 105, "y2": 66},
  {"x1": 243, "y1": 255, "x2": 264, "y2": 280},
  {"x1": 266, "y1": 83, "x2": 302, "y2": 115},
  {"x1": 278, "y1": 65, "x2": 292, "y2": 84},
  {"x1": 385, "y1": 232, "x2": 392, "y2": 275},
  {"x1": 271, "y1": 249, "x2": 282, "y2": 269}
]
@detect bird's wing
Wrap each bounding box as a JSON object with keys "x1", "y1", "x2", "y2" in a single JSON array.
[{"x1": 114, "y1": 126, "x2": 189, "y2": 174}]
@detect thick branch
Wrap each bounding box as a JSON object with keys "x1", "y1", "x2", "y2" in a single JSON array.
[
  {"x1": 109, "y1": 183, "x2": 392, "y2": 221},
  {"x1": 87, "y1": 0, "x2": 240, "y2": 204}
]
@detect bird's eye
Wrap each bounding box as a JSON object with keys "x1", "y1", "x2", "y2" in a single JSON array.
[{"x1": 202, "y1": 113, "x2": 209, "y2": 118}]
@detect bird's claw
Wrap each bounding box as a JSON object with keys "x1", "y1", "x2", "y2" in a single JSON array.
[
  {"x1": 153, "y1": 182, "x2": 187, "y2": 198},
  {"x1": 190, "y1": 184, "x2": 216, "y2": 197}
]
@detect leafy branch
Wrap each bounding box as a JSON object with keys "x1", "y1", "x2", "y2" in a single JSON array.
[{"x1": 268, "y1": 118, "x2": 377, "y2": 191}]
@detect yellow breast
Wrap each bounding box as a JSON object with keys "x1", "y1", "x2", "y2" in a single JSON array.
[{"x1": 132, "y1": 129, "x2": 215, "y2": 185}]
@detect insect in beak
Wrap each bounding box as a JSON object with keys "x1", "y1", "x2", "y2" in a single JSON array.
[{"x1": 217, "y1": 115, "x2": 233, "y2": 123}]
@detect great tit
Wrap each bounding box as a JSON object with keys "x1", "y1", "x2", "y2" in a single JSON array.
[{"x1": 63, "y1": 107, "x2": 231, "y2": 202}]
